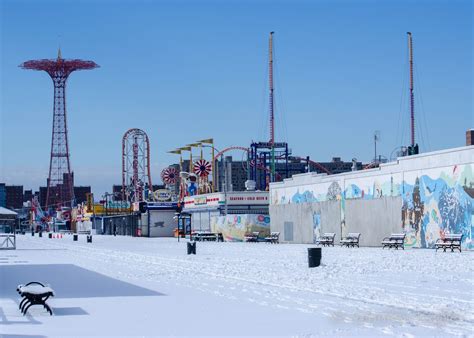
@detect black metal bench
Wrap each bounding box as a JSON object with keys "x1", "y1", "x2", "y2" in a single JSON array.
[
  {"x1": 435, "y1": 234, "x2": 463, "y2": 252},
  {"x1": 381, "y1": 233, "x2": 406, "y2": 250},
  {"x1": 318, "y1": 233, "x2": 335, "y2": 247},
  {"x1": 264, "y1": 232, "x2": 280, "y2": 244},
  {"x1": 340, "y1": 233, "x2": 361, "y2": 248},
  {"x1": 244, "y1": 232, "x2": 259, "y2": 242},
  {"x1": 193, "y1": 231, "x2": 217, "y2": 241},
  {"x1": 17, "y1": 282, "x2": 54, "y2": 315}
]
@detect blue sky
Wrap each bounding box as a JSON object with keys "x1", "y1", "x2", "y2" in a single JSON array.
[{"x1": 1, "y1": 0, "x2": 472, "y2": 195}]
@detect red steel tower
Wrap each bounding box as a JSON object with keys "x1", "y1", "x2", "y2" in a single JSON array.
[{"x1": 20, "y1": 49, "x2": 99, "y2": 209}]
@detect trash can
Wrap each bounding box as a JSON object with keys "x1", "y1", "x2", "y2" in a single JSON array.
[
  {"x1": 87, "y1": 235, "x2": 92, "y2": 243},
  {"x1": 308, "y1": 247, "x2": 321, "y2": 268},
  {"x1": 187, "y1": 241, "x2": 196, "y2": 255},
  {"x1": 73, "y1": 234, "x2": 78, "y2": 241},
  {"x1": 48, "y1": 233, "x2": 52, "y2": 239}
]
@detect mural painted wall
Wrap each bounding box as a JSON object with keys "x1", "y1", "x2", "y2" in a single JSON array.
[
  {"x1": 210, "y1": 214, "x2": 270, "y2": 242},
  {"x1": 271, "y1": 155, "x2": 473, "y2": 249}
]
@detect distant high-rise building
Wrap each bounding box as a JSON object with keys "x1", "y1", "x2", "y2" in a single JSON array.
[
  {"x1": 0, "y1": 183, "x2": 6, "y2": 208},
  {"x1": 5, "y1": 185, "x2": 23, "y2": 209},
  {"x1": 112, "y1": 185, "x2": 123, "y2": 201},
  {"x1": 74, "y1": 186, "x2": 91, "y2": 205},
  {"x1": 39, "y1": 184, "x2": 90, "y2": 209},
  {"x1": 214, "y1": 156, "x2": 364, "y2": 192},
  {"x1": 23, "y1": 190, "x2": 34, "y2": 203},
  {"x1": 467, "y1": 129, "x2": 474, "y2": 146}
]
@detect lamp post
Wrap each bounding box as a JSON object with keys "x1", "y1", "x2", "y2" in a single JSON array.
[
  {"x1": 202, "y1": 145, "x2": 228, "y2": 216},
  {"x1": 197, "y1": 139, "x2": 215, "y2": 192}
]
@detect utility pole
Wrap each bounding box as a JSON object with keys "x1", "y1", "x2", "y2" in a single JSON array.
[
  {"x1": 374, "y1": 130, "x2": 380, "y2": 163},
  {"x1": 222, "y1": 156, "x2": 228, "y2": 215}
]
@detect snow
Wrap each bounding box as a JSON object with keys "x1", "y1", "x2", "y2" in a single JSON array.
[
  {"x1": 0, "y1": 207, "x2": 17, "y2": 215},
  {"x1": 1, "y1": 235, "x2": 473, "y2": 337}
]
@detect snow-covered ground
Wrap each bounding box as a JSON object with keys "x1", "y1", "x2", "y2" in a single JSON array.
[{"x1": 1, "y1": 234, "x2": 473, "y2": 337}]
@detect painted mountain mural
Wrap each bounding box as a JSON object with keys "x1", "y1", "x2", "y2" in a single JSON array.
[{"x1": 401, "y1": 174, "x2": 473, "y2": 249}]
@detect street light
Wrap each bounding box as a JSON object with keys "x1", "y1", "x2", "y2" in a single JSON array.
[{"x1": 202, "y1": 144, "x2": 228, "y2": 216}]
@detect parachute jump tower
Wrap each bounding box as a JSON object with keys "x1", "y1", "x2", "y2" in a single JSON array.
[{"x1": 21, "y1": 50, "x2": 99, "y2": 209}]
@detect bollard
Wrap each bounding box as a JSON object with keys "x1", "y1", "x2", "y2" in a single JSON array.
[
  {"x1": 73, "y1": 234, "x2": 78, "y2": 241},
  {"x1": 39, "y1": 231, "x2": 42, "y2": 238},
  {"x1": 31, "y1": 230, "x2": 35, "y2": 237},
  {"x1": 308, "y1": 247, "x2": 322, "y2": 268},
  {"x1": 187, "y1": 241, "x2": 196, "y2": 255},
  {"x1": 87, "y1": 235, "x2": 92, "y2": 243},
  {"x1": 48, "y1": 233, "x2": 53, "y2": 239}
]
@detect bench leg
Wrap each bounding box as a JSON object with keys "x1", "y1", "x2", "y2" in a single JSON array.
[
  {"x1": 21, "y1": 299, "x2": 32, "y2": 314},
  {"x1": 19, "y1": 297, "x2": 28, "y2": 310},
  {"x1": 43, "y1": 303, "x2": 53, "y2": 315},
  {"x1": 22, "y1": 302, "x2": 33, "y2": 315},
  {"x1": 21, "y1": 302, "x2": 35, "y2": 316}
]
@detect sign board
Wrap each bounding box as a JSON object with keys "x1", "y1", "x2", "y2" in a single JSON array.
[
  {"x1": 194, "y1": 196, "x2": 207, "y2": 205},
  {"x1": 154, "y1": 189, "x2": 172, "y2": 202},
  {"x1": 184, "y1": 192, "x2": 269, "y2": 210}
]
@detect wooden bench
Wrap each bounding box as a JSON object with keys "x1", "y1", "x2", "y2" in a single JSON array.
[
  {"x1": 264, "y1": 232, "x2": 280, "y2": 244},
  {"x1": 318, "y1": 233, "x2": 336, "y2": 247},
  {"x1": 17, "y1": 282, "x2": 54, "y2": 315},
  {"x1": 244, "y1": 232, "x2": 259, "y2": 243},
  {"x1": 340, "y1": 233, "x2": 361, "y2": 248},
  {"x1": 435, "y1": 234, "x2": 463, "y2": 252},
  {"x1": 381, "y1": 233, "x2": 406, "y2": 250}
]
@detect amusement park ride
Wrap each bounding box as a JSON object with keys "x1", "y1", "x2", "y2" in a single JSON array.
[
  {"x1": 122, "y1": 128, "x2": 153, "y2": 202},
  {"x1": 164, "y1": 32, "x2": 320, "y2": 203},
  {"x1": 21, "y1": 49, "x2": 99, "y2": 210}
]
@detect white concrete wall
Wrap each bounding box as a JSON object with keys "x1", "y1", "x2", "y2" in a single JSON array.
[{"x1": 270, "y1": 146, "x2": 474, "y2": 248}]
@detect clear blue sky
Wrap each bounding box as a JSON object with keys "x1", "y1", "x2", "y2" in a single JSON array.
[{"x1": 1, "y1": 0, "x2": 472, "y2": 195}]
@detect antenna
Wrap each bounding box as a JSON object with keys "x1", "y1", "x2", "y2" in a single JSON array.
[
  {"x1": 269, "y1": 31, "x2": 275, "y2": 182},
  {"x1": 374, "y1": 130, "x2": 381, "y2": 163},
  {"x1": 407, "y1": 32, "x2": 419, "y2": 155},
  {"x1": 408, "y1": 32, "x2": 415, "y2": 147}
]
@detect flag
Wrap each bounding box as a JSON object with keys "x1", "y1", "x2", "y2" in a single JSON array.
[
  {"x1": 197, "y1": 138, "x2": 213, "y2": 144},
  {"x1": 186, "y1": 143, "x2": 201, "y2": 147},
  {"x1": 179, "y1": 146, "x2": 192, "y2": 151},
  {"x1": 168, "y1": 149, "x2": 182, "y2": 154}
]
